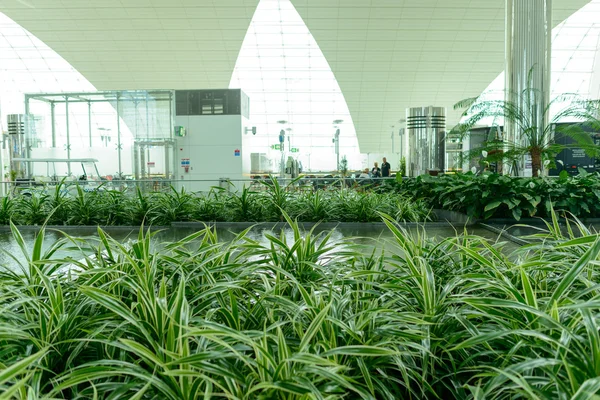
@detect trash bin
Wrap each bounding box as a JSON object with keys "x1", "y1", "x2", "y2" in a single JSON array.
[{"x1": 219, "y1": 177, "x2": 230, "y2": 191}]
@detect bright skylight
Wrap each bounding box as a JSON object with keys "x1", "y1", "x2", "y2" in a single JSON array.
[
  {"x1": 475, "y1": 0, "x2": 600, "y2": 111},
  {"x1": 230, "y1": 0, "x2": 361, "y2": 172},
  {"x1": 0, "y1": 12, "x2": 95, "y2": 127}
]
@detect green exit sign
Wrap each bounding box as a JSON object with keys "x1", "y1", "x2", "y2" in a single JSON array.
[
  {"x1": 271, "y1": 144, "x2": 280, "y2": 150},
  {"x1": 290, "y1": 148, "x2": 299, "y2": 153}
]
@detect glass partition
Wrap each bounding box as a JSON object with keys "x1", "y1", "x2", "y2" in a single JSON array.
[{"x1": 24, "y1": 90, "x2": 175, "y2": 182}]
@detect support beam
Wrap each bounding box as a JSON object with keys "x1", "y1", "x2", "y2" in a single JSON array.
[
  {"x1": 88, "y1": 101, "x2": 92, "y2": 148},
  {"x1": 50, "y1": 102, "x2": 56, "y2": 148},
  {"x1": 65, "y1": 96, "x2": 71, "y2": 175},
  {"x1": 505, "y1": 0, "x2": 552, "y2": 176}
]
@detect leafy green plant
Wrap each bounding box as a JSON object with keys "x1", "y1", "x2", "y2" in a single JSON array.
[
  {"x1": 399, "y1": 156, "x2": 406, "y2": 177},
  {"x1": 1, "y1": 210, "x2": 600, "y2": 398},
  {"x1": 102, "y1": 188, "x2": 131, "y2": 225},
  {"x1": 126, "y1": 186, "x2": 153, "y2": 225},
  {"x1": 46, "y1": 179, "x2": 72, "y2": 225},
  {"x1": 338, "y1": 155, "x2": 349, "y2": 177},
  {"x1": 13, "y1": 193, "x2": 49, "y2": 225},
  {"x1": 401, "y1": 171, "x2": 600, "y2": 220},
  {"x1": 452, "y1": 71, "x2": 600, "y2": 177},
  {"x1": 68, "y1": 185, "x2": 105, "y2": 225},
  {"x1": 261, "y1": 176, "x2": 296, "y2": 221},
  {"x1": 224, "y1": 184, "x2": 264, "y2": 222},
  {"x1": 149, "y1": 186, "x2": 196, "y2": 225},
  {"x1": 0, "y1": 196, "x2": 15, "y2": 225},
  {"x1": 295, "y1": 190, "x2": 338, "y2": 222}
]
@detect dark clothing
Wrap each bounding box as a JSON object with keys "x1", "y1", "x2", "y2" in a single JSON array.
[
  {"x1": 381, "y1": 162, "x2": 391, "y2": 177},
  {"x1": 371, "y1": 167, "x2": 381, "y2": 178}
]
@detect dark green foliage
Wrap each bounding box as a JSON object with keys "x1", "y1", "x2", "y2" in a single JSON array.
[
  {"x1": 223, "y1": 185, "x2": 264, "y2": 222},
  {"x1": 13, "y1": 193, "x2": 49, "y2": 225},
  {"x1": 261, "y1": 176, "x2": 294, "y2": 221},
  {"x1": 149, "y1": 186, "x2": 197, "y2": 225},
  {"x1": 68, "y1": 185, "x2": 105, "y2": 225},
  {"x1": 398, "y1": 171, "x2": 600, "y2": 220},
  {"x1": 0, "y1": 196, "x2": 14, "y2": 225}
]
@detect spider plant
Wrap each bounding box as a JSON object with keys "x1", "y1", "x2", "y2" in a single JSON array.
[
  {"x1": 4, "y1": 205, "x2": 600, "y2": 398},
  {"x1": 149, "y1": 186, "x2": 196, "y2": 225},
  {"x1": 12, "y1": 193, "x2": 49, "y2": 225},
  {"x1": 68, "y1": 185, "x2": 105, "y2": 225},
  {"x1": 225, "y1": 184, "x2": 265, "y2": 222},
  {"x1": 0, "y1": 196, "x2": 15, "y2": 225},
  {"x1": 45, "y1": 179, "x2": 72, "y2": 225},
  {"x1": 295, "y1": 190, "x2": 339, "y2": 222},
  {"x1": 261, "y1": 176, "x2": 297, "y2": 221}
]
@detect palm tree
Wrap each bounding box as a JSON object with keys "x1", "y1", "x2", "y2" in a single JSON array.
[{"x1": 451, "y1": 79, "x2": 600, "y2": 177}]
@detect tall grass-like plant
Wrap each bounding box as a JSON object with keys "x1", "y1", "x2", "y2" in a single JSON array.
[
  {"x1": 13, "y1": 193, "x2": 49, "y2": 225},
  {"x1": 225, "y1": 184, "x2": 264, "y2": 222},
  {"x1": 295, "y1": 190, "x2": 339, "y2": 222},
  {"x1": 0, "y1": 196, "x2": 15, "y2": 225},
  {"x1": 261, "y1": 176, "x2": 296, "y2": 221},
  {"x1": 149, "y1": 186, "x2": 196, "y2": 225},
  {"x1": 68, "y1": 185, "x2": 105, "y2": 225},
  {"x1": 102, "y1": 188, "x2": 131, "y2": 225},
  {"x1": 126, "y1": 186, "x2": 153, "y2": 225},
  {"x1": 45, "y1": 179, "x2": 72, "y2": 225},
  {"x1": 192, "y1": 187, "x2": 228, "y2": 222},
  {"x1": 2, "y1": 210, "x2": 600, "y2": 397}
]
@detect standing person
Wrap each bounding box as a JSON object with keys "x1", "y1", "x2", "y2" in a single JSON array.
[
  {"x1": 381, "y1": 157, "x2": 391, "y2": 177},
  {"x1": 371, "y1": 162, "x2": 381, "y2": 178}
]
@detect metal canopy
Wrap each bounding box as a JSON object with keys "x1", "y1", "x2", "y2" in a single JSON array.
[
  {"x1": 25, "y1": 90, "x2": 174, "y2": 104},
  {"x1": 13, "y1": 158, "x2": 100, "y2": 163}
]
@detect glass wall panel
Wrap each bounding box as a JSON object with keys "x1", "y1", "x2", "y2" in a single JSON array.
[{"x1": 230, "y1": 0, "x2": 361, "y2": 172}]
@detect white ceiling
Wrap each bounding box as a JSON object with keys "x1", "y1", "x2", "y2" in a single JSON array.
[
  {"x1": 0, "y1": 0, "x2": 592, "y2": 153},
  {"x1": 0, "y1": 0, "x2": 260, "y2": 89},
  {"x1": 291, "y1": 0, "x2": 592, "y2": 152}
]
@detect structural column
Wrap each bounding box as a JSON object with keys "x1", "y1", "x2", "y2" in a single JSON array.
[{"x1": 505, "y1": 0, "x2": 552, "y2": 176}]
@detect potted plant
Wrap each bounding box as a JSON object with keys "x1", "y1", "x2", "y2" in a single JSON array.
[{"x1": 451, "y1": 70, "x2": 600, "y2": 177}]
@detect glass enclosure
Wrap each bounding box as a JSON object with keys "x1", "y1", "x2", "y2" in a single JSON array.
[{"x1": 23, "y1": 90, "x2": 174, "y2": 181}]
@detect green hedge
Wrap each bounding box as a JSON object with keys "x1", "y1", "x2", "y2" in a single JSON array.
[
  {"x1": 0, "y1": 180, "x2": 432, "y2": 226},
  {"x1": 395, "y1": 170, "x2": 600, "y2": 220}
]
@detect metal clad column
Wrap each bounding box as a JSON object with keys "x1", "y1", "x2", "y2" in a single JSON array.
[
  {"x1": 406, "y1": 106, "x2": 446, "y2": 176},
  {"x1": 505, "y1": 0, "x2": 552, "y2": 176}
]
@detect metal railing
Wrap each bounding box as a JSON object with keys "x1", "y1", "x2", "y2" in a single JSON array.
[{"x1": 0, "y1": 176, "x2": 401, "y2": 197}]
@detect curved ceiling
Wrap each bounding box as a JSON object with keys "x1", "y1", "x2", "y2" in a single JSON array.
[
  {"x1": 0, "y1": 0, "x2": 259, "y2": 89},
  {"x1": 291, "y1": 0, "x2": 592, "y2": 152},
  {"x1": 0, "y1": 0, "x2": 592, "y2": 153}
]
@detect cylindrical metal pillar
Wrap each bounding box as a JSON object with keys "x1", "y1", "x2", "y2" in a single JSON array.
[
  {"x1": 406, "y1": 106, "x2": 446, "y2": 176},
  {"x1": 88, "y1": 101, "x2": 92, "y2": 148},
  {"x1": 65, "y1": 96, "x2": 71, "y2": 175},
  {"x1": 51, "y1": 102, "x2": 56, "y2": 148},
  {"x1": 116, "y1": 93, "x2": 122, "y2": 177},
  {"x1": 505, "y1": 0, "x2": 552, "y2": 176}
]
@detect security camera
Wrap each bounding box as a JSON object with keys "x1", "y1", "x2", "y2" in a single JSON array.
[{"x1": 252, "y1": 126, "x2": 257, "y2": 135}]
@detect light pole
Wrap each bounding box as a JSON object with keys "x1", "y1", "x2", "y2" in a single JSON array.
[
  {"x1": 332, "y1": 119, "x2": 343, "y2": 170},
  {"x1": 277, "y1": 120, "x2": 287, "y2": 178}
]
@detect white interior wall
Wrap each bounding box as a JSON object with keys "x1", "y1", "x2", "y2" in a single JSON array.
[{"x1": 174, "y1": 115, "x2": 243, "y2": 193}]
